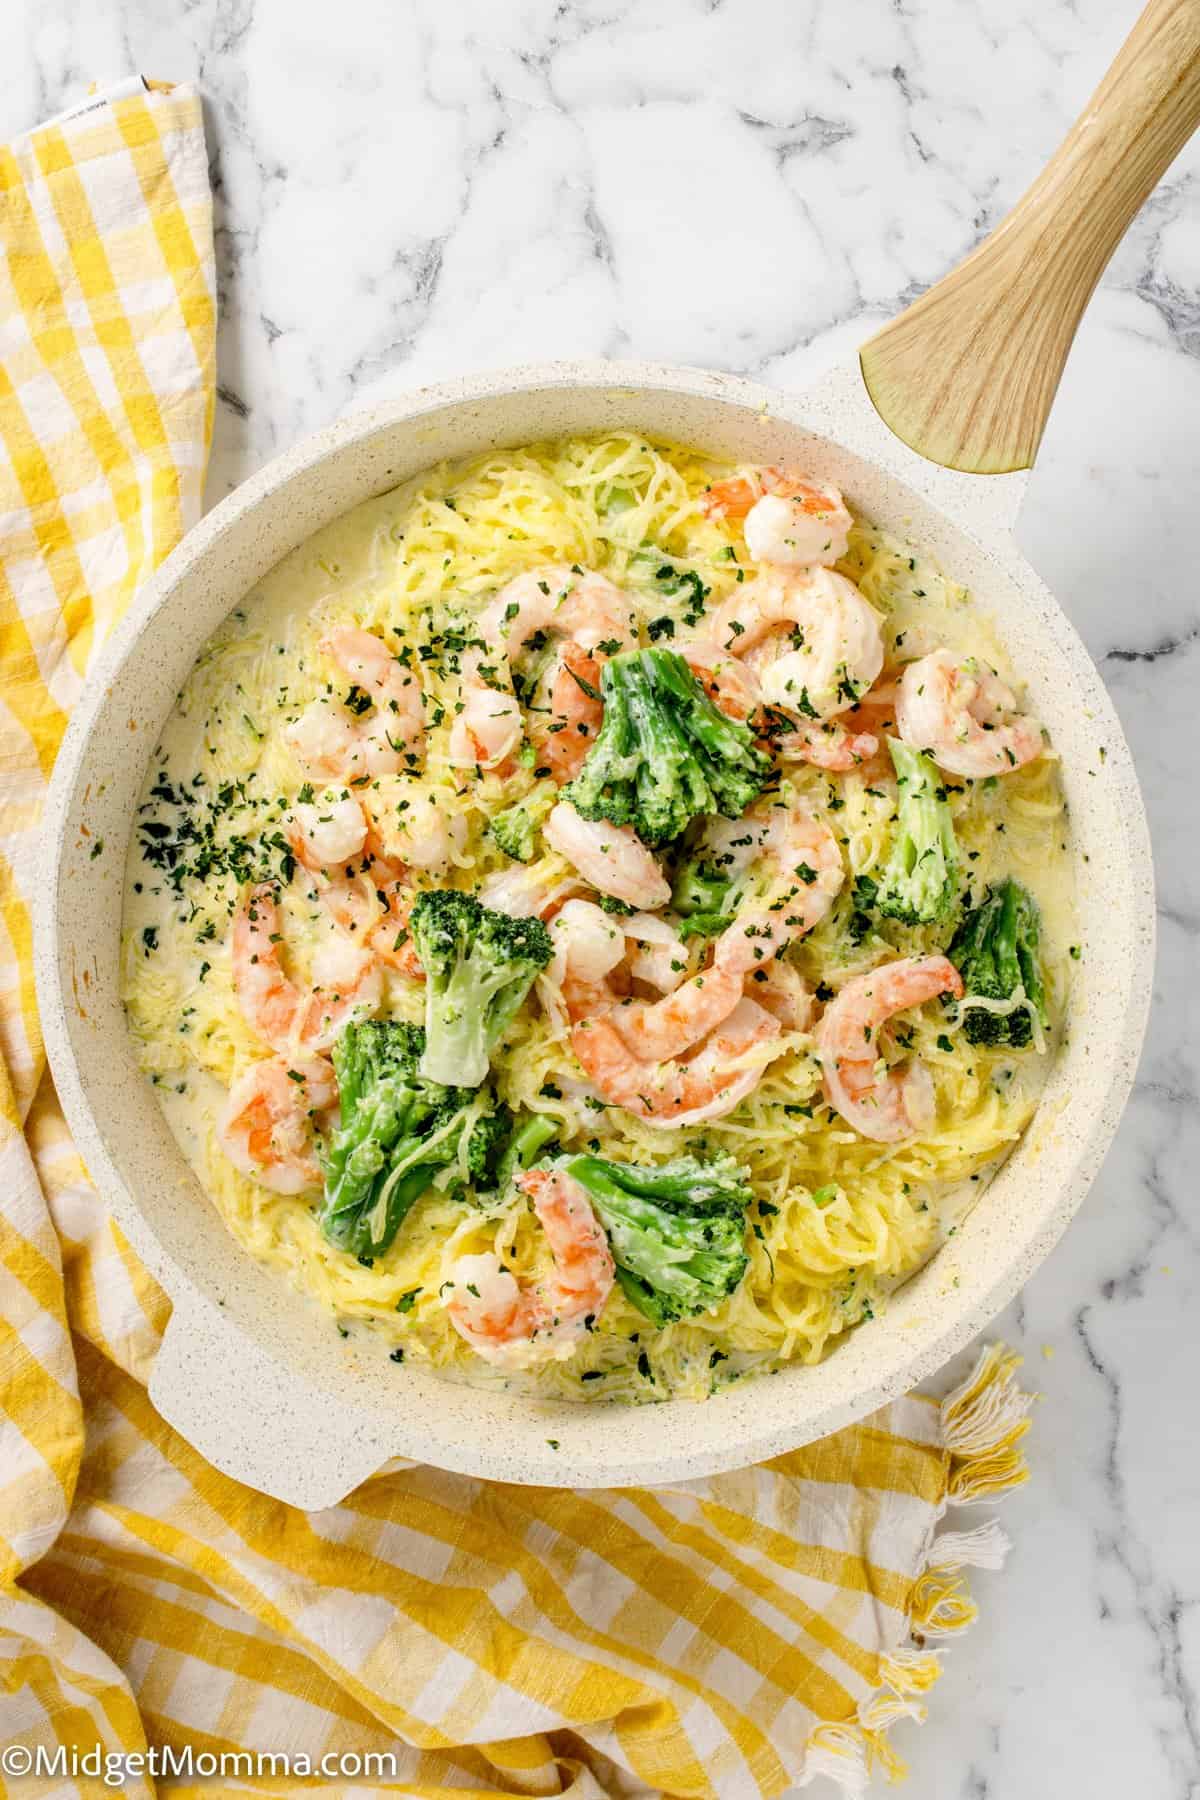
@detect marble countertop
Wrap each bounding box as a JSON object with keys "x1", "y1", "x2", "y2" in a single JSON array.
[{"x1": 5, "y1": 0, "x2": 1198, "y2": 1791}]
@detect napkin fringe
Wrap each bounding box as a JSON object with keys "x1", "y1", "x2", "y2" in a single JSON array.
[
  {"x1": 798, "y1": 1344, "x2": 1033, "y2": 1795},
  {"x1": 941, "y1": 1342, "x2": 1033, "y2": 1500}
]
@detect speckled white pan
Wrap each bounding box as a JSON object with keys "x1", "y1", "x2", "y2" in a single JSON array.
[{"x1": 34, "y1": 356, "x2": 1154, "y2": 1507}]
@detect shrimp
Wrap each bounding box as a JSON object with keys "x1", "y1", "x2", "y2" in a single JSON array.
[
  {"x1": 680, "y1": 641, "x2": 760, "y2": 722},
  {"x1": 575, "y1": 800, "x2": 836, "y2": 1068},
  {"x1": 551, "y1": 900, "x2": 785, "y2": 1125},
  {"x1": 283, "y1": 789, "x2": 368, "y2": 870},
  {"x1": 544, "y1": 801, "x2": 670, "y2": 911},
  {"x1": 532, "y1": 641, "x2": 606, "y2": 782},
  {"x1": 622, "y1": 912, "x2": 693, "y2": 994},
  {"x1": 697, "y1": 797, "x2": 845, "y2": 975},
  {"x1": 748, "y1": 959, "x2": 814, "y2": 1031},
  {"x1": 294, "y1": 849, "x2": 399, "y2": 955},
  {"x1": 777, "y1": 718, "x2": 880, "y2": 772},
  {"x1": 232, "y1": 883, "x2": 382, "y2": 1054},
  {"x1": 450, "y1": 566, "x2": 636, "y2": 771},
  {"x1": 280, "y1": 783, "x2": 430, "y2": 977},
  {"x1": 284, "y1": 788, "x2": 411, "y2": 957},
  {"x1": 446, "y1": 1166, "x2": 615, "y2": 1369},
  {"x1": 711, "y1": 566, "x2": 884, "y2": 723},
  {"x1": 745, "y1": 492, "x2": 853, "y2": 568},
  {"x1": 286, "y1": 628, "x2": 426, "y2": 781},
  {"x1": 480, "y1": 863, "x2": 586, "y2": 922},
  {"x1": 776, "y1": 677, "x2": 900, "y2": 774},
  {"x1": 359, "y1": 775, "x2": 466, "y2": 874},
  {"x1": 566, "y1": 991, "x2": 783, "y2": 1129},
  {"x1": 294, "y1": 862, "x2": 377, "y2": 941},
  {"x1": 218, "y1": 1054, "x2": 336, "y2": 1196},
  {"x1": 701, "y1": 467, "x2": 853, "y2": 567},
  {"x1": 613, "y1": 952, "x2": 746, "y2": 1062},
  {"x1": 896, "y1": 649, "x2": 1045, "y2": 779},
  {"x1": 815, "y1": 954, "x2": 965, "y2": 1143},
  {"x1": 450, "y1": 677, "x2": 524, "y2": 773},
  {"x1": 368, "y1": 886, "x2": 425, "y2": 978},
  {"x1": 550, "y1": 898, "x2": 740, "y2": 1063},
  {"x1": 548, "y1": 898, "x2": 627, "y2": 988},
  {"x1": 480, "y1": 565, "x2": 635, "y2": 659},
  {"x1": 685, "y1": 638, "x2": 875, "y2": 779},
  {"x1": 684, "y1": 632, "x2": 882, "y2": 771}
]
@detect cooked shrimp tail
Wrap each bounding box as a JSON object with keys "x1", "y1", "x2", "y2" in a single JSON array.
[
  {"x1": 533, "y1": 641, "x2": 607, "y2": 782},
  {"x1": 452, "y1": 566, "x2": 636, "y2": 773},
  {"x1": 896, "y1": 649, "x2": 1044, "y2": 778},
  {"x1": 286, "y1": 628, "x2": 426, "y2": 780},
  {"x1": 701, "y1": 467, "x2": 852, "y2": 567},
  {"x1": 232, "y1": 883, "x2": 382, "y2": 1054},
  {"x1": 711, "y1": 566, "x2": 884, "y2": 724},
  {"x1": 284, "y1": 790, "x2": 368, "y2": 871},
  {"x1": 568, "y1": 995, "x2": 783, "y2": 1128},
  {"x1": 446, "y1": 1166, "x2": 615, "y2": 1367},
  {"x1": 218, "y1": 1054, "x2": 336, "y2": 1195},
  {"x1": 544, "y1": 801, "x2": 671, "y2": 910},
  {"x1": 815, "y1": 954, "x2": 964, "y2": 1142}
]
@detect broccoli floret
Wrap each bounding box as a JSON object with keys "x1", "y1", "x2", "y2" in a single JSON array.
[
  {"x1": 564, "y1": 648, "x2": 773, "y2": 846},
  {"x1": 470, "y1": 1107, "x2": 559, "y2": 1191},
  {"x1": 874, "y1": 739, "x2": 959, "y2": 924},
  {"x1": 670, "y1": 852, "x2": 736, "y2": 940},
  {"x1": 319, "y1": 1021, "x2": 484, "y2": 1259},
  {"x1": 564, "y1": 1151, "x2": 752, "y2": 1324},
  {"x1": 949, "y1": 878, "x2": 1047, "y2": 1048},
  {"x1": 409, "y1": 889, "x2": 553, "y2": 1087},
  {"x1": 491, "y1": 786, "x2": 555, "y2": 863},
  {"x1": 465, "y1": 1104, "x2": 513, "y2": 1186},
  {"x1": 496, "y1": 1112, "x2": 560, "y2": 1193},
  {"x1": 456, "y1": 1108, "x2": 560, "y2": 1197}
]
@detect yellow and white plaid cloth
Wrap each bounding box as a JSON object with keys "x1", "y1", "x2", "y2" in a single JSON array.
[{"x1": 0, "y1": 82, "x2": 1034, "y2": 1799}]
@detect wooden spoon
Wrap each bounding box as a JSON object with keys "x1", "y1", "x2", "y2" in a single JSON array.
[{"x1": 860, "y1": 0, "x2": 1200, "y2": 473}]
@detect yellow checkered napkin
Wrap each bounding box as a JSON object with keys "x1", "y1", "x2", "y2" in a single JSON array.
[{"x1": 0, "y1": 81, "x2": 1034, "y2": 1799}]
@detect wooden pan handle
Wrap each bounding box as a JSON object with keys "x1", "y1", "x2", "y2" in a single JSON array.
[{"x1": 859, "y1": 0, "x2": 1200, "y2": 474}]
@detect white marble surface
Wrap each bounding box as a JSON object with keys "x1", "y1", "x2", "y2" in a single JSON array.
[{"x1": 4, "y1": 0, "x2": 1199, "y2": 1792}]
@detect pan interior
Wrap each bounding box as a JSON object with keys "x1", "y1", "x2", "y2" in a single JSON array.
[{"x1": 41, "y1": 368, "x2": 1151, "y2": 1487}]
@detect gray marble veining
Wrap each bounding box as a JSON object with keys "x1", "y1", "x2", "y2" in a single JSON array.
[{"x1": 2, "y1": 0, "x2": 1198, "y2": 1792}]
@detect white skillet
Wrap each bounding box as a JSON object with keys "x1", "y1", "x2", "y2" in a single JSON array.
[{"x1": 35, "y1": 0, "x2": 1196, "y2": 1505}]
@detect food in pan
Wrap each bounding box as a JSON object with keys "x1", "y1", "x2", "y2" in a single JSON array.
[{"x1": 122, "y1": 435, "x2": 1070, "y2": 1398}]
